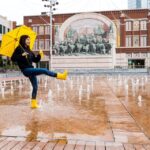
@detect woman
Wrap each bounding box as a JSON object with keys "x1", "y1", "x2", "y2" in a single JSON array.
[{"x1": 11, "y1": 35, "x2": 68, "y2": 109}]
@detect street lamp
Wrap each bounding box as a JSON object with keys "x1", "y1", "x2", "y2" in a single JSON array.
[{"x1": 42, "y1": 0, "x2": 59, "y2": 70}]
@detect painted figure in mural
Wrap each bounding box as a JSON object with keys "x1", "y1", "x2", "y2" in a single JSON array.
[
  {"x1": 104, "y1": 42, "x2": 112, "y2": 54},
  {"x1": 59, "y1": 42, "x2": 68, "y2": 55},
  {"x1": 53, "y1": 43, "x2": 60, "y2": 56},
  {"x1": 74, "y1": 41, "x2": 83, "y2": 54},
  {"x1": 96, "y1": 42, "x2": 105, "y2": 54},
  {"x1": 89, "y1": 41, "x2": 97, "y2": 54},
  {"x1": 82, "y1": 43, "x2": 90, "y2": 53},
  {"x1": 66, "y1": 41, "x2": 75, "y2": 55},
  {"x1": 94, "y1": 25, "x2": 105, "y2": 36},
  {"x1": 66, "y1": 27, "x2": 77, "y2": 42},
  {"x1": 109, "y1": 23, "x2": 114, "y2": 33}
]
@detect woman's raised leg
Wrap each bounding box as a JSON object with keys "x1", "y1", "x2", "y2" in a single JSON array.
[{"x1": 29, "y1": 76, "x2": 39, "y2": 108}]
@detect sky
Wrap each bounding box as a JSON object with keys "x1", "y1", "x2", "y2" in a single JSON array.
[{"x1": 0, "y1": 0, "x2": 128, "y2": 25}]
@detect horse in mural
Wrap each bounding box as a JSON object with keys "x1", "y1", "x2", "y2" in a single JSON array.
[
  {"x1": 104, "y1": 42, "x2": 112, "y2": 54},
  {"x1": 81, "y1": 44, "x2": 90, "y2": 53},
  {"x1": 96, "y1": 42, "x2": 106, "y2": 54},
  {"x1": 66, "y1": 42, "x2": 76, "y2": 55},
  {"x1": 59, "y1": 43, "x2": 68, "y2": 55},
  {"x1": 74, "y1": 42, "x2": 83, "y2": 53},
  {"x1": 89, "y1": 42, "x2": 97, "y2": 53}
]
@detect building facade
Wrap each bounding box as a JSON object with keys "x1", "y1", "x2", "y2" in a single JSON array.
[
  {"x1": 24, "y1": 9, "x2": 150, "y2": 69},
  {"x1": 128, "y1": 0, "x2": 150, "y2": 9},
  {"x1": 0, "y1": 15, "x2": 16, "y2": 66},
  {"x1": 0, "y1": 15, "x2": 15, "y2": 45}
]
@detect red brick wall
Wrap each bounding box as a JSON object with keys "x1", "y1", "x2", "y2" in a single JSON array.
[
  {"x1": 147, "y1": 13, "x2": 150, "y2": 46},
  {"x1": 24, "y1": 9, "x2": 150, "y2": 54}
]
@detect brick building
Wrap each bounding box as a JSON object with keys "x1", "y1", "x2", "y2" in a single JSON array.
[
  {"x1": 24, "y1": 9, "x2": 150, "y2": 69},
  {"x1": 0, "y1": 15, "x2": 17, "y2": 67}
]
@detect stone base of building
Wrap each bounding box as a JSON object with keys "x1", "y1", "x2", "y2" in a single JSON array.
[
  {"x1": 116, "y1": 53, "x2": 150, "y2": 68},
  {"x1": 39, "y1": 52, "x2": 150, "y2": 70},
  {"x1": 52, "y1": 55, "x2": 114, "y2": 69}
]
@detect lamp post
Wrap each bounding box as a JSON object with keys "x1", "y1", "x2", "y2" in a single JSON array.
[{"x1": 42, "y1": 0, "x2": 59, "y2": 70}]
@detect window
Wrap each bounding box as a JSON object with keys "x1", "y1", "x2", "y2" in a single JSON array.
[
  {"x1": 39, "y1": 40, "x2": 44, "y2": 49},
  {"x1": 133, "y1": 36, "x2": 139, "y2": 47},
  {"x1": 140, "y1": 35, "x2": 147, "y2": 47},
  {"x1": 0, "y1": 25, "x2": 2, "y2": 34},
  {"x1": 3, "y1": 26, "x2": 6, "y2": 34},
  {"x1": 140, "y1": 20, "x2": 147, "y2": 30},
  {"x1": 45, "y1": 39, "x2": 50, "y2": 50},
  {"x1": 54, "y1": 25, "x2": 60, "y2": 34},
  {"x1": 45, "y1": 26, "x2": 50, "y2": 35},
  {"x1": 133, "y1": 20, "x2": 139, "y2": 31},
  {"x1": 33, "y1": 40, "x2": 38, "y2": 50},
  {"x1": 126, "y1": 36, "x2": 132, "y2": 47},
  {"x1": 28, "y1": 19, "x2": 32, "y2": 23},
  {"x1": 126, "y1": 21, "x2": 132, "y2": 31},
  {"x1": 33, "y1": 26, "x2": 38, "y2": 34},
  {"x1": 39, "y1": 26, "x2": 44, "y2": 35}
]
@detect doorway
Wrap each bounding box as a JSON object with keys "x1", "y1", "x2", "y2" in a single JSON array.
[{"x1": 128, "y1": 59, "x2": 145, "y2": 68}]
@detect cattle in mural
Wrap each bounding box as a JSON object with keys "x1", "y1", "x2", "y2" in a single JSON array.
[{"x1": 53, "y1": 18, "x2": 114, "y2": 56}]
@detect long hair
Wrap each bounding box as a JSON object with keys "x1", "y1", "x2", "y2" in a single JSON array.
[{"x1": 19, "y1": 35, "x2": 30, "y2": 50}]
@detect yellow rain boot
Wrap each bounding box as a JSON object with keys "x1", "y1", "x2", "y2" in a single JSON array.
[
  {"x1": 57, "y1": 70, "x2": 68, "y2": 80},
  {"x1": 31, "y1": 99, "x2": 40, "y2": 109}
]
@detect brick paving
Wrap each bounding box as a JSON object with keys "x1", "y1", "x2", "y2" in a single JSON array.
[{"x1": 0, "y1": 138, "x2": 150, "y2": 149}]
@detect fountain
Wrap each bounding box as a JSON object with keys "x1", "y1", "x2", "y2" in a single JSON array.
[
  {"x1": 70, "y1": 79, "x2": 73, "y2": 90},
  {"x1": 18, "y1": 79, "x2": 23, "y2": 88},
  {"x1": 38, "y1": 99, "x2": 44, "y2": 111},
  {"x1": 76, "y1": 77, "x2": 80, "y2": 86},
  {"x1": 131, "y1": 79, "x2": 136, "y2": 97},
  {"x1": 10, "y1": 80, "x2": 13, "y2": 86},
  {"x1": 137, "y1": 95, "x2": 143, "y2": 107},
  {"x1": 1, "y1": 86, "x2": 5, "y2": 99},
  {"x1": 56, "y1": 83, "x2": 60, "y2": 93},
  {"x1": 91, "y1": 78, "x2": 94, "y2": 92},
  {"x1": 10, "y1": 84, "x2": 14, "y2": 95},
  {"x1": 44, "y1": 81, "x2": 47, "y2": 89},
  {"x1": 138, "y1": 95, "x2": 142, "y2": 101},
  {"x1": 48, "y1": 89, "x2": 53, "y2": 100},
  {"x1": 86, "y1": 84, "x2": 90, "y2": 100},
  {"x1": 79, "y1": 85, "x2": 83, "y2": 100}
]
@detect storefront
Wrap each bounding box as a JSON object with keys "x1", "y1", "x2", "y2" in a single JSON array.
[{"x1": 128, "y1": 59, "x2": 145, "y2": 68}]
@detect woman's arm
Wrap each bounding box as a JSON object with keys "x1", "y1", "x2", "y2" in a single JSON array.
[
  {"x1": 32, "y1": 50, "x2": 44, "y2": 63},
  {"x1": 11, "y1": 47, "x2": 27, "y2": 62},
  {"x1": 32, "y1": 53, "x2": 41, "y2": 63}
]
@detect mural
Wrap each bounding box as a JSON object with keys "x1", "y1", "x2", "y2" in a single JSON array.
[{"x1": 53, "y1": 14, "x2": 116, "y2": 56}]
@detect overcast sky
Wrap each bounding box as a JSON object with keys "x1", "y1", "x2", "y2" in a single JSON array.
[{"x1": 0, "y1": 0, "x2": 128, "y2": 25}]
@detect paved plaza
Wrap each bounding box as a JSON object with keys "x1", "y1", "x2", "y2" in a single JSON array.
[{"x1": 0, "y1": 75, "x2": 150, "y2": 149}]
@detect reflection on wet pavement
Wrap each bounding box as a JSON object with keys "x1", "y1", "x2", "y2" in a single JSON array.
[
  {"x1": 107, "y1": 75, "x2": 150, "y2": 140},
  {"x1": 0, "y1": 74, "x2": 150, "y2": 144},
  {"x1": 0, "y1": 76, "x2": 112, "y2": 142}
]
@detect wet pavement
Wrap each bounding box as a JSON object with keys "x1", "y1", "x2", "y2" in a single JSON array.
[{"x1": 0, "y1": 74, "x2": 150, "y2": 147}]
